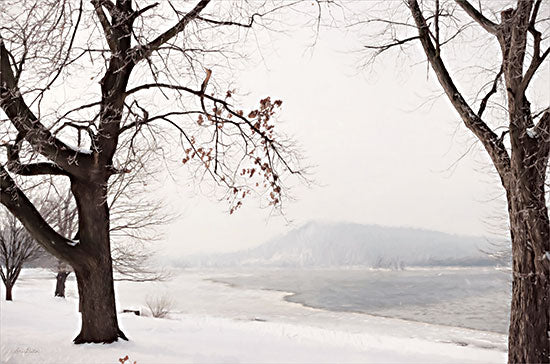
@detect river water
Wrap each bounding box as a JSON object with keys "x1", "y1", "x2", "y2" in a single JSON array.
[{"x1": 215, "y1": 267, "x2": 511, "y2": 334}]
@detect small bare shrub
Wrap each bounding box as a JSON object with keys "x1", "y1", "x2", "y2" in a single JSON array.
[{"x1": 145, "y1": 294, "x2": 174, "y2": 318}]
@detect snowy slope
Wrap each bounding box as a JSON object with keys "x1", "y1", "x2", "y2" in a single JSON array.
[
  {"x1": 180, "y1": 222, "x2": 501, "y2": 268},
  {"x1": 0, "y1": 269, "x2": 506, "y2": 363}
]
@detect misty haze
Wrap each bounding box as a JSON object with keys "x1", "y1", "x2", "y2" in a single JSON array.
[{"x1": 1, "y1": 1, "x2": 548, "y2": 364}]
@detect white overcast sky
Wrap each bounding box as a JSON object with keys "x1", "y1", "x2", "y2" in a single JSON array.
[
  {"x1": 157, "y1": 21, "x2": 518, "y2": 257},
  {"x1": 5, "y1": 1, "x2": 543, "y2": 258}
]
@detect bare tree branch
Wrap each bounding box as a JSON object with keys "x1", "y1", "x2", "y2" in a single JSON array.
[
  {"x1": 4, "y1": 135, "x2": 69, "y2": 176},
  {"x1": 408, "y1": 0, "x2": 511, "y2": 182},
  {"x1": 132, "y1": 0, "x2": 211, "y2": 62},
  {"x1": 130, "y1": 2, "x2": 160, "y2": 23},
  {"x1": 0, "y1": 166, "x2": 87, "y2": 266},
  {"x1": 91, "y1": 0, "x2": 117, "y2": 52},
  {"x1": 455, "y1": 0, "x2": 498, "y2": 35},
  {"x1": 477, "y1": 64, "x2": 503, "y2": 118},
  {"x1": 0, "y1": 39, "x2": 90, "y2": 177},
  {"x1": 364, "y1": 36, "x2": 420, "y2": 55}
]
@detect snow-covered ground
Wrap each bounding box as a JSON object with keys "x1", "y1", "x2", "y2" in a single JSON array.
[{"x1": 1, "y1": 269, "x2": 507, "y2": 363}]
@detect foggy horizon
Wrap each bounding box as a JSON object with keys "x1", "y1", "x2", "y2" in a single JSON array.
[{"x1": 157, "y1": 21, "x2": 516, "y2": 256}]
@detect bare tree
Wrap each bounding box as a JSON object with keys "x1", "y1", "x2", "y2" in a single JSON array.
[
  {"x1": 40, "y1": 187, "x2": 78, "y2": 298},
  {"x1": 43, "y1": 162, "x2": 171, "y2": 298},
  {"x1": 0, "y1": 0, "x2": 307, "y2": 344},
  {"x1": 357, "y1": 0, "x2": 549, "y2": 361},
  {"x1": 0, "y1": 209, "x2": 43, "y2": 300},
  {"x1": 54, "y1": 261, "x2": 72, "y2": 298}
]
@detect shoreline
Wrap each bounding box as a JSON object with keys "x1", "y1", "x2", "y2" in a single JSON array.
[
  {"x1": 207, "y1": 275, "x2": 508, "y2": 348},
  {"x1": 1, "y1": 269, "x2": 508, "y2": 363},
  {"x1": 208, "y1": 267, "x2": 507, "y2": 337}
]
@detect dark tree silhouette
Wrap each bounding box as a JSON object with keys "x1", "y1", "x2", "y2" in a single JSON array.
[
  {"x1": 359, "y1": 0, "x2": 549, "y2": 361},
  {"x1": 0, "y1": 210, "x2": 43, "y2": 301},
  {"x1": 1, "y1": 0, "x2": 306, "y2": 344},
  {"x1": 44, "y1": 168, "x2": 170, "y2": 299}
]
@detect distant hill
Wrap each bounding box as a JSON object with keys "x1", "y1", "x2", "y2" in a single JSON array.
[{"x1": 179, "y1": 221, "x2": 502, "y2": 268}]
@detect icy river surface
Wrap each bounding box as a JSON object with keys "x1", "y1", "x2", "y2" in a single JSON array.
[{"x1": 214, "y1": 267, "x2": 511, "y2": 334}]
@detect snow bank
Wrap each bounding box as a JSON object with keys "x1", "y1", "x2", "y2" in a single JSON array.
[{"x1": 0, "y1": 269, "x2": 506, "y2": 363}]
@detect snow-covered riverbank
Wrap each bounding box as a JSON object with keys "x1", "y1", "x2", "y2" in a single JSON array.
[{"x1": 1, "y1": 269, "x2": 507, "y2": 363}]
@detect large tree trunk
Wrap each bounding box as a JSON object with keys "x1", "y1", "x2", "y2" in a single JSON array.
[
  {"x1": 73, "y1": 264, "x2": 126, "y2": 343},
  {"x1": 54, "y1": 271, "x2": 70, "y2": 298},
  {"x1": 506, "y1": 162, "x2": 550, "y2": 363},
  {"x1": 406, "y1": 1, "x2": 549, "y2": 361},
  {"x1": 5, "y1": 282, "x2": 13, "y2": 301},
  {"x1": 71, "y1": 180, "x2": 127, "y2": 344}
]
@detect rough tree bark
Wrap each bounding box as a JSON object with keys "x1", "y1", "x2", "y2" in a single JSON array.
[
  {"x1": 507, "y1": 178, "x2": 550, "y2": 363},
  {"x1": 1, "y1": 166, "x2": 126, "y2": 342},
  {"x1": 70, "y1": 180, "x2": 125, "y2": 343},
  {"x1": 1, "y1": 0, "x2": 150, "y2": 343},
  {"x1": 5, "y1": 282, "x2": 12, "y2": 301},
  {"x1": 404, "y1": 0, "x2": 550, "y2": 361},
  {"x1": 506, "y1": 112, "x2": 550, "y2": 363},
  {"x1": 1, "y1": 0, "x2": 303, "y2": 344},
  {"x1": 0, "y1": 45, "x2": 128, "y2": 343}
]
